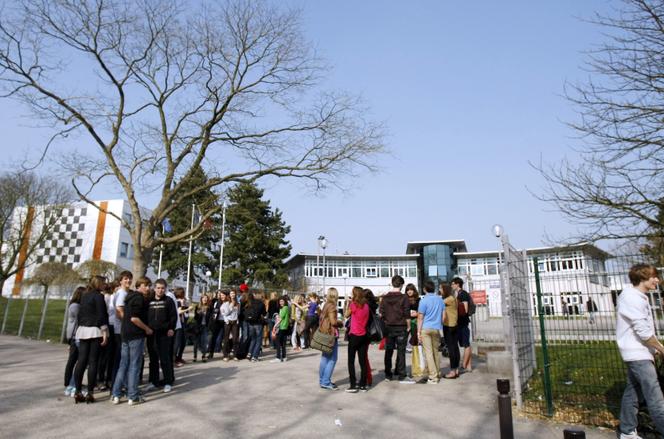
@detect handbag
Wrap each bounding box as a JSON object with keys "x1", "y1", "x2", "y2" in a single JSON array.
[
  {"x1": 366, "y1": 312, "x2": 384, "y2": 343},
  {"x1": 310, "y1": 328, "x2": 335, "y2": 354}
]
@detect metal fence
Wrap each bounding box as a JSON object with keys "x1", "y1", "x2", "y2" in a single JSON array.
[{"x1": 482, "y1": 252, "x2": 662, "y2": 429}]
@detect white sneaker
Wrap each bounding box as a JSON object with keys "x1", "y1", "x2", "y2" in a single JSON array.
[
  {"x1": 620, "y1": 432, "x2": 642, "y2": 439},
  {"x1": 111, "y1": 396, "x2": 121, "y2": 405},
  {"x1": 281, "y1": 358, "x2": 288, "y2": 362},
  {"x1": 128, "y1": 397, "x2": 145, "y2": 406},
  {"x1": 145, "y1": 383, "x2": 156, "y2": 392},
  {"x1": 163, "y1": 385, "x2": 172, "y2": 393},
  {"x1": 269, "y1": 358, "x2": 281, "y2": 363},
  {"x1": 64, "y1": 386, "x2": 74, "y2": 397}
]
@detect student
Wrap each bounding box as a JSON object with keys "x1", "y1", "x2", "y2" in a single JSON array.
[
  {"x1": 451, "y1": 277, "x2": 473, "y2": 372},
  {"x1": 271, "y1": 296, "x2": 290, "y2": 363},
  {"x1": 379, "y1": 275, "x2": 413, "y2": 383},
  {"x1": 173, "y1": 287, "x2": 190, "y2": 367},
  {"x1": 617, "y1": 264, "x2": 664, "y2": 438},
  {"x1": 304, "y1": 293, "x2": 320, "y2": 349},
  {"x1": 267, "y1": 292, "x2": 280, "y2": 348},
  {"x1": 417, "y1": 280, "x2": 444, "y2": 384},
  {"x1": 73, "y1": 276, "x2": 109, "y2": 404},
  {"x1": 208, "y1": 290, "x2": 227, "y2": 359},
  {"x1": 97, "y1": 281, "x2": 116, "y2": 392},
  {"x1": 63, "y1": 286, "x2": 85, "y2": 397},
  {"x1": 164, "y1": 286, "x2": 182, "y2": 369},
  {"x1": 319, "y1": 288, "x2": 343, "y2": 390},
  {"x1": 405, "y1": 284, "x2": 424, "y2": 379},
  {"x1": 222, "y1": 290, "x2": 240, "y2": 361},
  {"x1": 147, "y1": 278, "x2": 177, "y2": 393},
  {"x1": 111, "y1": 277, "x2": 153, "y2": 406},
  {"x1": 244, "y1": 292, "x2": 267, "y2": 361},
  {"x1": 441, "y1": 283, "x2": 460, "y2": 379},
  {"x1": 291, "y1": 294, "x2": 307, "y2": 352},
  {"x1": 193, "y1": 294, "x2": 212, "y2": 362},
  {"x1": 110, "y1": 271, "x2": 132, "y2": 388},
  {"x1": 344, "y1": 287, "x2": 370, "y2": 393},
  {"x1": 363, "y1": 288, "x2": 378, "y2": 387}
]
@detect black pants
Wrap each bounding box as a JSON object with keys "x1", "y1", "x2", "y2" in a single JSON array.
[
  {"x1": 304, "y1": 315, "x2": 318, "y2": 348},
  {"x1": 74, "y1": 338, "x2": 101, "y2": 393},
  {"x1": 149, "y1": 331, "x2": 175, "y2": 386},
  {"x1": 223, "y1": 321, "x2": 239, "y2": 358},
  {"x1": 97, "y1": 326, "x2": 115, "y2": 386},
  {"x1": 384, "y1": 326, "x2": 408, "y2": 379},
  {"x1": 111, "y1": 333, "x2": 122, "y2": 386},
  {"x1": 174, "y1": 328, "x2": 185, "y2": 361},
  {"x1": 64, "y1": 339, "x2": 78, "y2": 387},
  {"x1": 443, "y1": 326, "x2": 460, "y2": 370},
  {"x1": 348, "y1": 334, "x2": 369, "y2": 388},
  {"x1": 208, "y1": 320, "x2": 225, "y2": 358},
  {"x1": 275, "y1": 328, "x2": 288, "y2": 360}
]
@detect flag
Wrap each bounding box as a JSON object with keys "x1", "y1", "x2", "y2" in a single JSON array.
[{"x1": 162, "y1": 218, "x2": 172, "y2": 233}]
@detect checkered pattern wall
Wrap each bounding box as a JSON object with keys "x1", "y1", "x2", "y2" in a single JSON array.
[{"x1": 34, "y1": 207, "x2": 87, "y2": 266}]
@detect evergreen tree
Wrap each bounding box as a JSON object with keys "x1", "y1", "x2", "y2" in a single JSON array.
[
  {"x1": 222, "y1": 183, "x2": 291, "y2": 289},
  {"x1": 157, "y1": 166, "x2": 221, "y2": 283}
]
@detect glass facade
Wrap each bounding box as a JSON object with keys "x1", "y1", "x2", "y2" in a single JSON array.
[{"x1": 421, "y1": 244, "x2": 455, "y2": 287}]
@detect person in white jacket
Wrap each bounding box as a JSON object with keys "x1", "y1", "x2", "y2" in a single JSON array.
[{"x1": 616, "y1": 264, "x2": 664, "y2": 439}]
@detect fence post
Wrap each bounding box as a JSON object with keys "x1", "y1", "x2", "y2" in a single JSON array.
[
  {"x1": 38, "y1": 294, "x2": 49, "y2": 340},
  {"x1": 60, "y1": 293, "x2": 71, "y2": 344},
  {"x1": 563, "y1": 429, "x2": 585, "y2": 438},
  {"x1": 17, "y1": 298, "x2": 29, "y2": 336},
  {"x1": 1, "y1": 295, "x2": 12, "y2": 334},
  {"x1": 534, "y1": 257, "x2": 554, "y2": 417},
  {"x1": 497, "y1": 379, "x2": 514, "y2": 439}
]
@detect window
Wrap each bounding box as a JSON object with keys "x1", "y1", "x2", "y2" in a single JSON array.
[
  {"x1": 408, "y1": 266, "x2": 417, "y2": 277},
  {"x1": 366, "y1": 267, "x2": 377, "y2": 277},
  {"x1": 337, "y1": 267, "x2": 349, "y2": 278},
  {"x1": 428, "y1": 265, "x2": 438, "y2": 276},
  {"x1": 120, "y1": 242, "x2": 129, "y2": 258},
  {"x1": 380, "y1": 267, "x2": 389, "y2": 277},
  {"x1": 352, "y1": 267, "x2": 362, "y2": 278}
]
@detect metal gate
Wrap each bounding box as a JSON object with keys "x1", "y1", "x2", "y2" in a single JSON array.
[{"x1": 499, "y1": 234, "x2": 536, "y2": 408}]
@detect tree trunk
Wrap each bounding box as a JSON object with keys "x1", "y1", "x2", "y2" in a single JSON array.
[
  {"x1": 42, "y1": 285, "x2": 49, "y2": 303},
  {"x1": 132, "y1": 253, "x2": 148, "y2": 281},
  {"x1": 0, "y1": 277, "x2": 6, "y2": 298}
]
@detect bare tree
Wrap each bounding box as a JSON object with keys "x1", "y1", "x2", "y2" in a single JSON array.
[
  {"x1": 23, "y1": 261, "x2": 81, "y2": 301},
  {"x1": 0, "y1": 0, "x2": 385, "y2": 278},
  {"x1": 0, "y1": 172, "x2": 72, "y2": 296},
  {"x1": 535, "y1": 0, "x2": 664, "y2": 244},
  {"x1": 76, "y1": 259, "x2": 121, "y2": 281}
]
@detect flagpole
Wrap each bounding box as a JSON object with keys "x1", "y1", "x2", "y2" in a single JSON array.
[
  {"x1": 157, "y1": 223, "x2": 164, "y2": 277},
  {"x1": 217, "y1": 200, "x2": 227, "y2": 291},
  {"x1": 185, "y1": 203, "x2": 195, "y2": 301}
]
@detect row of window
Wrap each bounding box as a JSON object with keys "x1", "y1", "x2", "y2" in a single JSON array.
[{"x1": 304, "y1": 260, "x2": 417, "y2": 279}]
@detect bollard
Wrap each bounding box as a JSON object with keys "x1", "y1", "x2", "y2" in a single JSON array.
[
  {"x1": 497, "y1": 379, "x2": 514, "y2": 439},
  {"x1": 563, "y1": 429, "x2": 585, "y2": 439},
  {"x1": 17, "y1": 298, "x2": 29, "y2": 337}
]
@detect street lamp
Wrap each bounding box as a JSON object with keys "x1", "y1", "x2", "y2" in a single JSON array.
[
  {"x1": 218, "y1": 200, "x2": 228, "y2": 290},
  {"x1": 318, "y1": 236, "x2": 327, "y2": 296},
  {"x1": 205, "y1": 270, "x2": 212, "y2": 293}
]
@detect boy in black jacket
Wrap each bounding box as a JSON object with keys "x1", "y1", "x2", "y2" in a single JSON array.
[{"x1": 148, "y1": 278, "x2": 177, "y2": 393}]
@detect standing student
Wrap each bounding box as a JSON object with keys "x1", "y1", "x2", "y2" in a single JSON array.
[
  {"x1": 344, "y1": 287, "x2": 370, "y2": 393},
  {"x1": 304, "y1": 293, "x2": 320, "y2": 349},
  {"x1": 147, "y1": 279, "x2": 177, "y2": 393},
  {"x1": 173, "y1": 288, "x2": 190, "y2": 367},
  {"x1": 417, "y1": 280, "x2": 444, "y2": 384},
  {"x1": 319, "y1": 288, "x2": 343, "y2": 390},
  {"x1": 271, "y1": 296, "x2": 290, "y2": 363},
  {"x1": 97, "y1": 281, "x2": 116, "y2": 392},
  {"x1": 222, "y1": 290, "x2": 240, "y2": 361},
  {"x1": 193, "y1": 294, "x2": 212, "y2": 362},
  {"x1": 441, "y1": 284, "x2": 460, "y2": 379},
  {"x1": 208, "y1": 290, "x2": 227, "y2": 360},
  {"x1": 379, "y1": 275, "x2": 413, "y2": 383},
  {"x1": 617, "y1": 264, "x2": 664, "y2": 438},
  {"x1": 110, "y1": 271, "x2": 132, "y2": 388},
  {"x1": 238, "y1": 283, "x2": 250, "y2": 346},
  {"x1": 267, "y1": 292, "x2": 280, "y2": 348},
  {"x1": 63, "y1": 286, "x2": 85, "y2": 397},
  {"x1": 244, "y1": 292, "x2": 267, "y2": 361},
  {"x1": 363, "y1": 289, "x2": 378, "y2": 387},
  {"x1": 73, "y1": 276, "x2": 109, "y2": 404},
  {"x1": 111, "y1": 277, "x2": 153, "y2": 406},
  {"x1": 291, "y1": 294, "x2": 307, "y2": 352},
  {"x1": 405, "y1": 284, "x2": 425, "y2": 379},
  {"x1": 451, "y1": 277, "x2": 473, "y2": 372}
]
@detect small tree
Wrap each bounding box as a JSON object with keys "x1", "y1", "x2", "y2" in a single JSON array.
[
  {"x1": 0, "y1": 171, "x2": 72, "y2": 296},
  {"x1": 24, "y1": 262, "x2": 81, "y2": 301},
  {"x1": 76, "y1": 260, "x2": 121, "y2": 281}
]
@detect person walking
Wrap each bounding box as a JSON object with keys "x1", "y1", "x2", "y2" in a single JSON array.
[
  {"x1": 319, "y1": 288, "x2": 343, "y2": 390},
  {"x1": 617, "y1": 264, "x2": 664, "y2": 438},
  {"x1": 63, "y1": 286, "x2": 85, "y2": 397},
  {"x1": 417, "y1": 280, "x2": 444, "y2": 384},
  {"x1": 221, "y1": 290, "x2": 240, "y2": 361},
  {"x1": 271, "y1": 296, "x2": 290, "y2": 363},
  {"x1": 73, "y1": 276, "x2": 109, "y2": 404},
  {"x1": 344, "y1": 287, "x2": 370, "y2": 393},
  {"x1": 441, "y1": 283, "x2": 460, "y2": 379}
]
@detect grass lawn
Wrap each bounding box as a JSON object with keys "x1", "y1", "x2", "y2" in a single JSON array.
[{"x1": 0, "y1": 296, "x2": 68, "y2": 342}]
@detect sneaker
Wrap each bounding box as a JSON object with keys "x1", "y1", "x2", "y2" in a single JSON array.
[
  {"x1": 269, "y1": 358, "x2": 281, "y2": 363},
  {"x1": 223, "y1": 357, "x2": 229, "y2": 362},
  {"x1": 233, "y1": 357, "x2": 239, "y2": 361},
  {"x1": 111, "y1": 396, "x2": 121, "y2": 405},
  {"x1": 251, "y1": 357, "x2": 260, "y2": 362},
  {"x1": 427, "y1": 379, "x2": 439, "y2": 384},
  {"x1": 359, "y1": 386, "x2": 368, "y2": 392},
  {"x1": 399, "y1": 377, "x2": 416, "y2": 384},
  {"x1": 145, "y1": 383, "x2": 156, "y2": 392},
  {"x1": 64, "y1": 386, "x2": 74, "y2": 397},
  {"x1": 384, "y1": 374, "x2": 394, "y2": 381},
  {"x1": 127, "y1": 397, "x2": 145, "y2": 406},
  {"x1": 281, "y1": 358, "x2": 287, "y2": 362},
  {"x1": 163, "y1": 385, "x2": 172, "y2": 393},
  {"x1": 345, "y1": 387, "x2": 358, "y2": 393},
  {"x1": 320, "y1": 384, "x2": 339, "y2": 391},
  {"x1": 619, "y1": 432, "x2": 643, "y2": 439}
]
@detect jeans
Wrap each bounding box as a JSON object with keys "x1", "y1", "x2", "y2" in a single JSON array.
[
  {"x1": 194, "y1": 326, "x2": 208, "y2": 359},
  {"x1": 384, "y1": 326, "x2": 408, "y2": 379},
  {"x1": 174, "y1": 328, "x2": 185, "y2": 361},
  {"x1": 111, "y1": 333, "x2": 122, "y2": 385},
  {"x1": 208, "y1": 320, "x2": 225, "y2": 357},
  {"x1": 348, "y1": 334, "x2": 369, "y2": 388},
  {"x1": 443, "y1": 325, "x2": 460, "y2": 370},
  {"x1": 421, "y1": 329, "x2": 441, "y2": 380},
  {"x1": 275, "y1": 328, "x2": 288, "y2": 360},
  {"x1": 240, "y1": 320, "x2": 249, "y2": 344},
  {"x1": 64, "y1": 339, "x2": 79, "y2": 387},
  {"x1": 74, "y1": 337, "x2": 101, "y2": 393},
  {"x1": 291, "y1": 322, "x2": 304, "y2": 348},
  {"x1": 112, "y1": 338, "x2": 145, "y2": 401},
  {"x1": 248, "y1": 324, "x2": 263, "y2": 359},
  {"x1": 620, "y1": 360, "x2": 664, "y2": 435},
  {"x1": 319, "y1": 339, "x2": 339, "y2": 386}
]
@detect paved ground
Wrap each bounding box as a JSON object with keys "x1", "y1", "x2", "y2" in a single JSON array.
[{"x1": 0, "y1": 335, "x2": 617, "y2": 439}]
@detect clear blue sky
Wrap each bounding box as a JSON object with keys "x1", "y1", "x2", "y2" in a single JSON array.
[{"x1": 0, "y1": 0, "x2": 614, "y2": 256}]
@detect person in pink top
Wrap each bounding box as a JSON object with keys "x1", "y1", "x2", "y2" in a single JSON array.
[{"x1": 344, "y1": 286, "x2": 370, "y2": 393}]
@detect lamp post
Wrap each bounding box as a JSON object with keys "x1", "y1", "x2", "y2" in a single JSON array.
[
  {"x1": 206, "y1": 270, "x2": 212, "y2": 293},
  {"x1": 318, "y1": 236, "x2": 327, "y2": 296},
  {"x1": 217, "y1": 200, "x2": 227, "y2": 291}
]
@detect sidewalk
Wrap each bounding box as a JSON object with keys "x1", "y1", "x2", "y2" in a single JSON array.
[{"x1": 0, "y1": 335, "x2": 615, "y2": 438}]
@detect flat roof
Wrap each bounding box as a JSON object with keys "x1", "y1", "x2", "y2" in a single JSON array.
[
  {"x1": 406, "y1": 240, "x2": 468, "y2": 254},
  {"x1": 285, "y1": 253, "x2": 418, "y2": 266},
  {"x1": 454, "y1": 242, "x2": 611, "y2": 259}
]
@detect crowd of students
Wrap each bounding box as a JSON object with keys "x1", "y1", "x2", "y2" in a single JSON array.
[{"x1": 62, "y1": 271, "x2": 474, "y2": 404}]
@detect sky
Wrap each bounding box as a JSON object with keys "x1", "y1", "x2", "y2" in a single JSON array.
[{"x1": 0, "y1": 0, "x2": 616, "y2": 257}]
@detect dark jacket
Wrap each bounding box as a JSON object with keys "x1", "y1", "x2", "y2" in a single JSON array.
[
  {"x1": 77, "y1": 289, "x2": 109, "y2": 329},
  {"x1": 148, "y1": 296, "x2": 177, "y2": 332},
  {"x1": 122, "y1": 291, "x2": 148, "y2": 341},
  {"x1": 194, "y1": 305, "x2": 213, "y2": 328},
  {"x1": 244, "y1": 300, "x2": 267, "y2": 324},
  {"x1": 379, "y1": 291, "x2": 409, "y2": 327}
]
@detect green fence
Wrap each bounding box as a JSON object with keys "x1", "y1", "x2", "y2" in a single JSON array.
[{"x1": 0, "y1": 296, "x2": 68, "y2": 342}]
